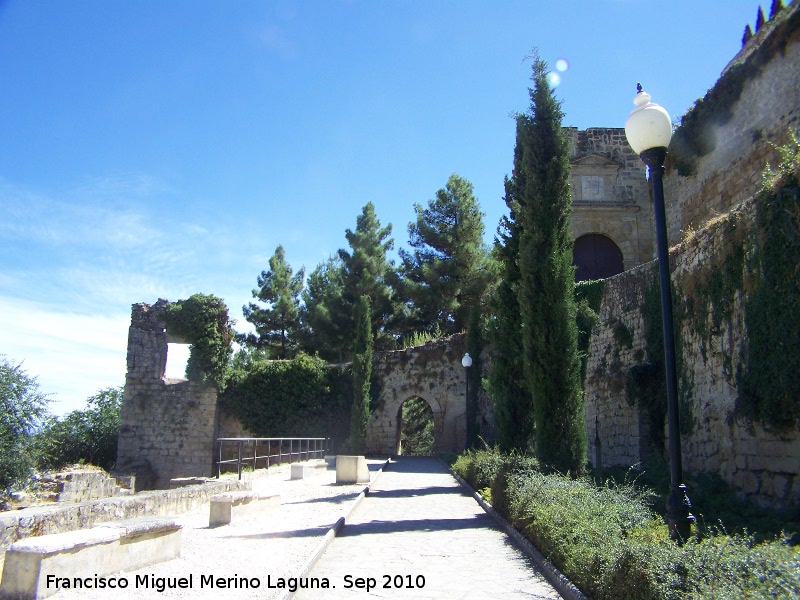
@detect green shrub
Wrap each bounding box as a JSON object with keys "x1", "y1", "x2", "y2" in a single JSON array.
[
  {"x1": 35, "y1": 387, "x2": 123, "y2": 472},
  {"x1": 452, "y1": 447, "x2": 510, "y2": 493},
  {"x1": 464, "y1": 451, "x2": 800, "y2": 599},
  {"x1": 221, "y1": 353, "x2": 351, "y2": 443},
  {"x1": 0, "y1": 358, "x2": 50, "y2": 500},
  {"x1": 489, "y1": 452, "x2": 540, "y2": 518}
]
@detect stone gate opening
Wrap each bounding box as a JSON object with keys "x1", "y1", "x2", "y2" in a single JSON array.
[{"x1": 396, "y1": 397, "x2": 435, "y2": 456}]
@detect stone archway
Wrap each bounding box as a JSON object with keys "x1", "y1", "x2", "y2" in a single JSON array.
[
  {"x1": 395, "y1": 396, "x2": 436, "y2": 456},
  {"x1": 366, "y1": 335, "x2": 468, "y2": 455}
]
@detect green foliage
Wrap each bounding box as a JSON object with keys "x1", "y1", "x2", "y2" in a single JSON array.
[
  {"x1": 338, "y1": 202, "x2": 398, "y2": 351},
  {"x1": 455, "y1": 449, "x2": 799, "y2": 600},
  {"x1": 349, "y1": 295, "x2": 372, "y2": 453},
  {"x1": 301, "y1": 256, "x2": 348, "y2": 361},
  {"x1": 452, "y1": 447, "x2": 506, "y2": 491},
  {"x1": 575, "y1": 280, "x2": 604, "y2": 383},
  {"x1": 738, "y1": 177, "x2": 800, "y2": 430},
  {"x1": 487, "y1": 176, "x2": 529, "y2": 450},
  {"x1": 513, "y1": 53, "x2": 585, "y2": 474},
  {"x1": 162, "y1": 293, "x2": 233, "y2": 389},
  {"x1": 399, "y1": 173, "x2": 494, "y2": 335},
  {"x1": 399, "y1": 397, "x2": 434, "y2": 456},
  {"x1": 241, "y1": 245, "x2": 305, "y2": 359},
  {"x1": 221, "y1": 353, "x2": 351, "y2": 443},
  {"x1": 400, "y1": 324, "x2": 442, "y2": 349},
  {"x1": 0, "y1": 357, "x2": 50, "y2": 499},
  {"x1": 761, "y1": 127, "x2": 800, "y2": 193},
  {"x1": 35, "y1": 387, "x2": 123, "y2": 472}
]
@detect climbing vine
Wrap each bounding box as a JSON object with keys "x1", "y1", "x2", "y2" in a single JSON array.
[
  {"x1": 221, "y1": 353, "x2": 351, "y2": 441},
  {"x1": 575, "y1": 279, "x2": 605, "y2": 384},
  {"x1": 625, "y1": 270, "x2": 694, "y2": 455},
  {"x1": 161, "y1": 294, "x2": 233, "y2": 390},
  {"x1": 737, "y1": 176, "x2": 800, "y2": 431}
]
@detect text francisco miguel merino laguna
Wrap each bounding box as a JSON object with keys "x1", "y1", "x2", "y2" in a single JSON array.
[{"x1": 46, "y1": 572, "x2": 420, "y2": 593}]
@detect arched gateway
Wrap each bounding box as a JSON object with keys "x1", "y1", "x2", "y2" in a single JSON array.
[{"x1": 366, "y1": 335, "x2": 468, "y2": 455}]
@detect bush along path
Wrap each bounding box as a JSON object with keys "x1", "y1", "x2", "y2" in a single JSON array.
[{"x1": 452, "y1": 449, "x2": 799, "y2": 600}]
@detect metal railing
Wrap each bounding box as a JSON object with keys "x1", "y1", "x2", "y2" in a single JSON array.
[{"x1": 215, "y1": 437, "x2": 330, "y2": 480}]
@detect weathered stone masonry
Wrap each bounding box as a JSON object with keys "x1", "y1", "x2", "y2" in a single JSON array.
[
  {"x1": 115, "y1": 300, "x2": 220, "y2": 490},
  {"x1": 584, "y1": 5, "x2": 800, "y2": 508},
  {"x1": 366, "y1": 335, "x2": 479, "y2": 455}
]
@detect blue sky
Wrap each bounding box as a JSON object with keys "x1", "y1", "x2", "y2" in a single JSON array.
[{"x1": 0, "y1": 0, "x2": 774, "y2": 414}]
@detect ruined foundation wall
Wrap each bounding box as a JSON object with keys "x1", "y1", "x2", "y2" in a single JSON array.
[{"x1": 115, "y1": 300, "x2": 220, "y2": 490}]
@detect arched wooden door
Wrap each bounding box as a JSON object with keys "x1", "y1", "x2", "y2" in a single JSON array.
[{"x1": 572, "y1": 234, "x2": 624, "y2": 281}]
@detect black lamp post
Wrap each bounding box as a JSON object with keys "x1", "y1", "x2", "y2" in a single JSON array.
[
  {"x1": 625, "y1": 84, "x2": 694, "y2": 542},
  {"x1": 462, "y1": 352, "x2": 473, "y2": 450}
]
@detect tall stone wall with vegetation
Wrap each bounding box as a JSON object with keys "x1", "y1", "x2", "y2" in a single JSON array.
[
  {"x1": 586, "y1": 182, "x2": 800, "y2": 508},
  {"x1": 664, "y1": 2, "x2": 800, "y2": 241},
  {"x1": 585, "y1": 5, "x2": 800, "y2": 508}
]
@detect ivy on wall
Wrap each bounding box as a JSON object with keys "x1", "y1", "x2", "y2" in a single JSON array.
[
  {"x1": 737, "y1": 177, "x2": 800, "y2": 431},
  {"x1": 575, "y1": 279, "x2": 604, "y2": 384},
  {"x1": 221, "y1": 353, "x2": 351, "y2": 442},
  {"x1": 161, "y1": 294, "x2": 233, "y2": 390}
]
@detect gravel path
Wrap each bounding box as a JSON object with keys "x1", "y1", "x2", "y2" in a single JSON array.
[{"x1": 48, "y1": 460, "x2": 385, "y2": 600}]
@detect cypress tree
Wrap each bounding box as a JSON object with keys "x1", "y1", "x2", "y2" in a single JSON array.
[
  {"x1": 487, "y1": 196, "x2": 531, "y2": 452},
  {"x1": 514, "y1": 54, "x2": 586, "y2": 474},
  {"x1": 756, "y1": 6, "x2": 766, "y2": 31},
  {"x1": 350, "y1": 295, "x2": 373, "y2": 453},
  {"x1": 742, "y1": 23, "x2": 754, "y2": 47}
]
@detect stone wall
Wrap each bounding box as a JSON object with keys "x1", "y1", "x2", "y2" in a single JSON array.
[
  {"x1": 663, "y1": 3, "x2": 800, "y2": 242},
  {"x1": 366, "y1": 334, "x2": 488, "y2": 455},
  {"x1": 584, "y1": 2, "x2": 800, "y2": 509},
  {"x1": 0, "y1": 477, "x2": 249, "y2": 578},
  {"x1": 584, "y1": 193, "x2": 800, "y2": 508},
  {"x1": 567, "y1": 127, "x2": 654, "y2": 270},
  {"x1": 115, "y1": 300, "x2": 220, "y2": 490}
]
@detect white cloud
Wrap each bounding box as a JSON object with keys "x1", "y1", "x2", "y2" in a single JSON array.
[{"x1": 0, "y1": 296, "x2": 129, "y2": 415}]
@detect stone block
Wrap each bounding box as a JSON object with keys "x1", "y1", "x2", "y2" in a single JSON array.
[
  {"x1": 208, "y1": 492, "x2": 280, "y2": 527},
  {"x1": 290, "y1": 464, "x2": 310, "y2": 480},
  {"x1": 335, "y1": 455, "x2": 370, "y2": 484},
  {"x1": 0, "y1": 518, "x2": 181, "y2": 600}
]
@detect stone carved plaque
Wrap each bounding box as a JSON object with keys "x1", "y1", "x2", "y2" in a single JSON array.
[{"x1": 582, "y1": 175, "x2": 604, "y2": 200}]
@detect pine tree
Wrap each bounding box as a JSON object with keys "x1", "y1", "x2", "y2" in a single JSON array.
[
  {"x1": 349, "y1": 295, "x2": 372, "y2": 453},
  {"x1": 300, "y1": 256, "x2": 347, "y2": 360},
  {"x1": 399, "y1": 173, "x2": 493, "y2": 335},
  {"x1": 769, "y1": 0, "x2": 784, "y2": 20},
  {"x1": 338, "y1": 202, "x2": 397, "y2": 350},
  {"x1": 241, "y1": 245, "x2": 305, "y2": 359},
  {"x1": 742, "y1": 23, "x2": 754, "y2": 47},
  {"x1": 488, "y1": 181, "x2": 532, "y2": 451},
  {"x1": 514, "y1": 53, "x2": 586, "y2": 474}
]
